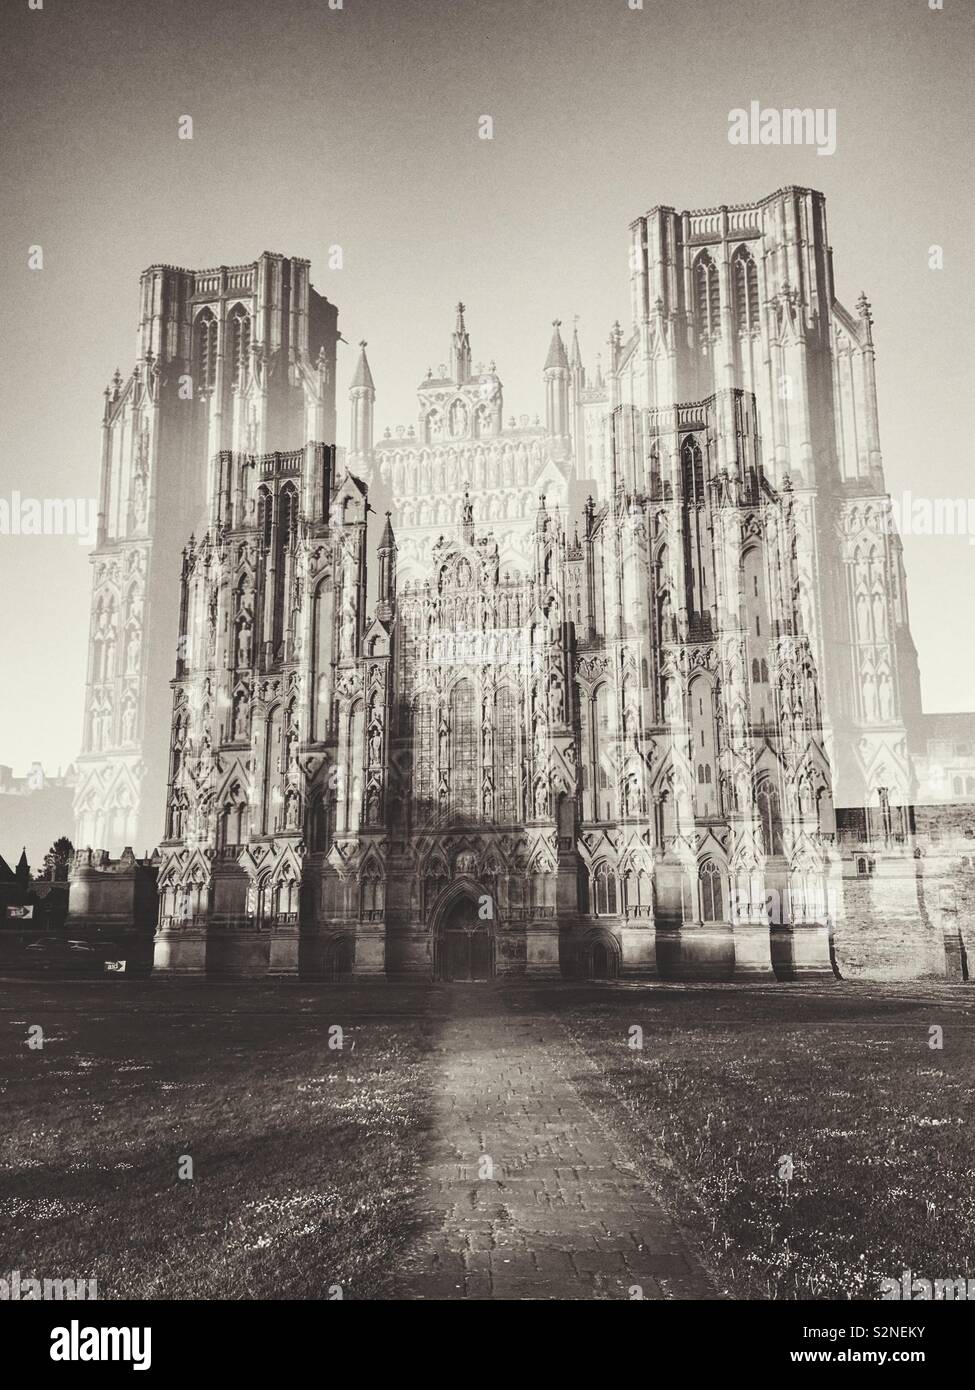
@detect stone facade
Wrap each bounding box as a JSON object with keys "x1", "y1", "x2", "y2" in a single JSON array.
[
  {"x1": 151, "y1": 304, "x2": 846, "y2": 981},
  {"x1": 71, "y1": 186, "x2": 970, "y2": 982}
]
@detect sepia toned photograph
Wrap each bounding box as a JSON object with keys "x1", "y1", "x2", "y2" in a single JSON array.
[{"x1": 1, "y1": 0, "x2": 972, "y2": 1366}]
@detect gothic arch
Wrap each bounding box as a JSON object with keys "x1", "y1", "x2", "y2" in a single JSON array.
[
  {"x1": 428, "y1": 876, "x2": 497, "y2": 983},
  {"x1": 756, "y1": 775, "x2": 785, "y2": 856},
  {"x1": 681, "y1": 435, "x2": 705, "y2": 502},
  {"x1": 731, "y1": 244, "x2": 760, "y2": 333},
  {"x1": 693, "y1": 251, "x2": 721, "y2": 337},
  {"x1": 591, "y1": 860, "x2": 619, "y2": 916},
  {"x1": 581, "y1": 927, "x2": 621, "y2": 980},
  {"x1": 194, "y1": 308, "x2": 218, "y2": 392},
  {"x1": 699, "y1": 858, "x2": 725, "y2": 923},
  {"x1": 228, "y1": 302, "x2": 251, "y2": 387}
]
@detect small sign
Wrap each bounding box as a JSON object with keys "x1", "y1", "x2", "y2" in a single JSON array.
[
  {"x1": 6, "y1": 905, "x2": 34, "y2": 920},
  {"x1": 104, "y1": 960, "x2": 127, "y2": 973}
]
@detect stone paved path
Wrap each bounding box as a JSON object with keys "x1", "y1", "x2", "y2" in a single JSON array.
[{"x1": 383, "y1": 987, "x2": 719, "y2": 1300}]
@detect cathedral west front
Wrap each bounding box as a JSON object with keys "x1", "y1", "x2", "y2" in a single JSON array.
[{"x1": 70, "y1": 186, "x2": 964, "y2": 984}]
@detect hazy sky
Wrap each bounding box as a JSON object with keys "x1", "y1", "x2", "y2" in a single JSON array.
[{"x1": 1, "y1": 0, "x2": 972, "y2": 777}]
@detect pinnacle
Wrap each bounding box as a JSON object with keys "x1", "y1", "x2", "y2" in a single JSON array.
[
  {"x1": 350, "y1": 340, "x2": 375, "y2": 392},
  {"x1": 544, "y1": 320, "x2": 569, "y2": 371}
]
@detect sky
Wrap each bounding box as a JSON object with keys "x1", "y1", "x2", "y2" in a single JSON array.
[{"x1": 0, "y1": 0, "x2": 973, "y2": 778}]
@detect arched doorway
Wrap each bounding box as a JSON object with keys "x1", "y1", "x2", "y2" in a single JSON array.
[
  {"x1": 323, "y1": 935, "x2": 354, "y2": 982},
  {"x1": 435, "y1": 893, "x2": 495, "y2": 981},
  {"x1": 584, "y1": 930, "x2": 620, "y2": 981}
]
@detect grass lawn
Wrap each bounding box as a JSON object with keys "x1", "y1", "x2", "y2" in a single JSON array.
[
  {"x1": 2, "y1": 978, "x2": 973, "y2": 1301},
  {"x1": 560, "y1": 982, "x2": 975, "y2": 1300},
  {"x1": 0, "y1": 982, "x2": 436, "y2": 1300}
]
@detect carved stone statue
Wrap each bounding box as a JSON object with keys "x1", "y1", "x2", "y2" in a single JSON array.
[
  {"x1": 132, "y1": 473, "x2": 147, "y2": 526},
  {"x1": 550, "y1": 672, "x2": 564, "y2": 723},
  {"x1": 121, "y1": 702, "x2": 136, "y2": 744}
]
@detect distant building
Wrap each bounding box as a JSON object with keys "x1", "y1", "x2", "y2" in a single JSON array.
[
  {"x1": 0, "y1": 764, "x2": 76, "y2": 871},
  {"x1": 915, "y1": 713, "x2": 975, "y2": 803}
]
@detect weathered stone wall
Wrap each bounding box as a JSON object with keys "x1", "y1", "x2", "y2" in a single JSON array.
[
  {"x1": 65, "y1": 848, "x2": 157, "y2": 974},
  {"x1": 832, "y1": 803, "x2": 975, "y2": 982},
  {"x1": 913, "y1": 804, "x2": 975, "y2": 981}
]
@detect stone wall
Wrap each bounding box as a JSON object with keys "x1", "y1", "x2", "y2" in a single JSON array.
[
  {"x1": 831, "y1": 803, "x2": 974, "y2": 982},
  {"x1": 65, "y1": 847, "x2": 158, "y2": 975}
]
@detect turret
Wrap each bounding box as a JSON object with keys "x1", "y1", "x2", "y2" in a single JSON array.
[
  {"x1": 349, "y1": 340, "x2": 375, "y2": 461},
  {"x1": 544, "y1": 320, "x2": 571, "y2": 441}
]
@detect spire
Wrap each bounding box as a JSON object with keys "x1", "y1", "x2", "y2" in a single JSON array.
[
  {"x1": 349, "y1": 340, "x2": 375, "y2": 458},
  {"x1": 569, "y1": 317, "x2": 583, "y2": 371},
  {"x1": 451, "y1": 302, "x2": 471, "y2": 382},
  {"x1": 350, "y1": 340, "x2": 375, "y2": 392},
  {"x1": 544, "y1": 319, "x2": 570, "y2": 371},
  {"x1": 544, "y1": 321, "x2": 571, "y2": 439},
  {"x1": 377, "y1": 511, "x2": 397, "y2": 614},
  {"x1": 15, "y1": 847, "x2": 30, "y2": 886}
]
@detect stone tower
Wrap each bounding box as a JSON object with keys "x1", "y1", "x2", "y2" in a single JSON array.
[
  {"x1": 73, "y1": 255, "x2": 339, "y2": 855},
  {"x1": 154, "y1": 444, "x2": 367, "y2": 976},
  {"x1": 620, "y1": 186, "x2": 923, "y2": 814}
]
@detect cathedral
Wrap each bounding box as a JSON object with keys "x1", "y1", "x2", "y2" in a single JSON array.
[{"x1": 72, "y1": 186, "x2": 961, "y2": 982}]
